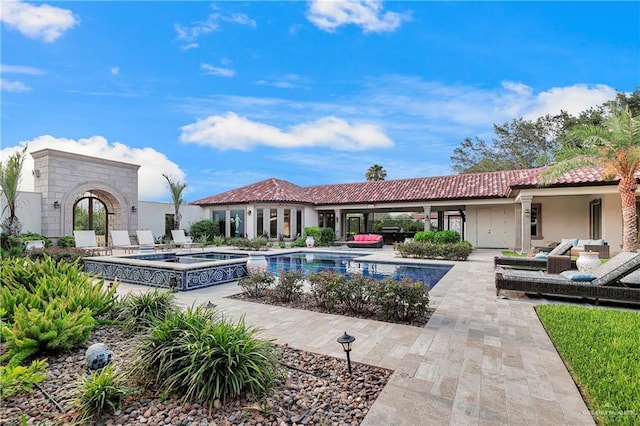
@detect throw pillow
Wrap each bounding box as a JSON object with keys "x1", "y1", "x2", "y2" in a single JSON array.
[
  {"x1": 535, "y1": 252, "x2": 548, "y2": 259},
  {"x1": 559, "y1": 270, "x2": 596, "y2": 282}
]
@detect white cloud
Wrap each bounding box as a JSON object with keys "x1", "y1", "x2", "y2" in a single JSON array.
[
  {"x1": 255, "y1": 74, "x2": 310, "y2": 89},
  {"x1": 0, "y1": 64, "x2": 45, "y2": 75},
  {"x1": 201, "y1": 63, "x2": 235, "y2": 77},
  {"x1": 174, "y1": 9, "x2": 256, "y2": 48},
  {"x1": 307, "y1": 0, "x2": 410, "y2": 34},
  {"x1": 110, "y1": 67, "x2": 120, "y2": 76},
  {"x1": 1, "y1": 78, "x2": 31, "y2": 92},
  {"x1": 1, "y1": 0, "x2": 78, "y2": 43},
  {"x1": 0, "y1": 136, "x2": 184, "y2": 200},
  {"x1": 180, "y1": 112, "x2": 394, "y2": 151},
  {"x1": 523, "y1": 84, "x2": 618, "y2": 119}
]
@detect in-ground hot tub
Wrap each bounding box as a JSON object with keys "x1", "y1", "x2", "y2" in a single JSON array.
[{"x1": 83, "y1": 251, "x2": 251, "y2": 291}]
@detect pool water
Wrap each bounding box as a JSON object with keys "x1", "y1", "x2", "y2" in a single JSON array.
[{"x1": 266, "y1": 252, "x2": 451, "y2": 289}]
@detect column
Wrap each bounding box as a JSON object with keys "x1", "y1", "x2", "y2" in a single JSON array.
[
  {"x1": 423, "y1": 205, "x2": 432, "y2": 231},
  {"x1": 520, "y1": 195, "x2": 533, "y2": 253},
  {"x1": 334, "y1": 209, "x2": 342, "y2": 239}
]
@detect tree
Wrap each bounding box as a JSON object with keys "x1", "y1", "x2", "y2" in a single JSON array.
[
  {"x1": 162, "y1": 173, "x2": 187, "y2": 230},
  {"x1": 451, "y1": 88, "x2": 640, "y2": 174},
  {"x1": 0, "y1": 146, "x2": 27, "y2": 236},
  {"x1": 366, "y1": 164, "x2": 387, "y2": 181},
  {"x1": 540, "y1": 107, "x2": 639, "y2": 252}
]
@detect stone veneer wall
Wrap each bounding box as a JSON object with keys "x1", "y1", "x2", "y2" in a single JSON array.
[{"x1": 31, "y1": 148, "x2": 140, "y2": 240}]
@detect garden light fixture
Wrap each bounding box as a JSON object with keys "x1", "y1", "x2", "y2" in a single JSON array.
[{"x1": 337, "y1": 332, "x2": 356, "y2": 374}]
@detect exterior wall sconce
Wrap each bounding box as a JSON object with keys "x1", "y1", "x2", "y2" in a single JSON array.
[
  {"x1": 32, "y1": 169, "x2": 40, "y2": 178},
  {"x1": 524, "y1": 208, "x2": 530, "y2": 217},
  {"x1": 131, "y1": 205, "x2": 137, "y2": 213},
  {"x1": 337, "y1": 332, "x2": 356, "y2": 374},
  {"x1": 53, "y1": 201, "x2": 60, "y2": 209},
  {"x1": 247, "y1": 210, "x2": 252, "y2": 216}
]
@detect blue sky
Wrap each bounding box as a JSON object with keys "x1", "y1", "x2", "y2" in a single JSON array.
[{"x1": 2, "y1": 1, "x2": 638, "y2": 203}]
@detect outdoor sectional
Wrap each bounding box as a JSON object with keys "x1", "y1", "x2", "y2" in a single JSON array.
[
  {"x1": 494, "y1": 240, "x2": 575, "y2": 272},
  {"x1": 346, "y1": 234, "x2": 384, "y2": 249},
  {"x1": 495, "y1": 252, "x2": 640, "y2": 305}
]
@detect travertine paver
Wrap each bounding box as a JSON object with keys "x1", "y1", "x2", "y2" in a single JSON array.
[{"x1": 114, "y1": 248, "x2": 595, "y2": 426}]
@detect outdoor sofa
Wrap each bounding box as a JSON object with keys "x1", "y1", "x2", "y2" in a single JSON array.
[
  {"x1": 494, "y1": 240, "x2": 575, "y2": 272},
  {"x1": 495, "y1": 252, "x2": 640, "y2": 305},
  {"x1": 346, "y1": 234, "x2": 384, "y2": 249}
]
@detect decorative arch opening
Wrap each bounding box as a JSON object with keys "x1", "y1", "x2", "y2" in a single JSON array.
[{"x1": 73, "y1": 190, "x2": 116, "y2": 246}]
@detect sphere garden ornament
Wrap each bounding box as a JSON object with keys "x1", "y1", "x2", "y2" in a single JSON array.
[{"x1": 85, "y1": 342, "x2": 113, "y2": 370}]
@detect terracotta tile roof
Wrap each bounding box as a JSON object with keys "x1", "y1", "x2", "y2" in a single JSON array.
[
  {"x1": 191, "y1": 178, "x2": 314, "y2": 205},
  {"x1": 510, "y1": 167, "x2": 640, "y2": 187},
  {"x1": 304, "y1": 168, "x2": 541, "y2": 204},
  {"x1": 191, "y1": 167, "x2": 638, "y2": 207}
]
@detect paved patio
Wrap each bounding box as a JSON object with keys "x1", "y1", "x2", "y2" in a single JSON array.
[{"x1": 114, "y1": 248, "x2": 595, "y2": 425}]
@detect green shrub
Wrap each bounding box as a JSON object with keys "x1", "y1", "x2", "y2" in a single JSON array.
[
  {"x1": 279, "y1": 241, "x2": 286, "y2": 249},
  {"x1": 2, "y1": 300, "x2": 96, "y2": 366},
  {"x1": 230, "y1": 237, "x2": 269, "y2": 250},
  {"x1": 118, "y1": 289, "x2": 177, "y2": 333},
  {"x1": 394, "y1": 241, "x2": 472, "y2": 260},
  {"x1": 304, "y1": 226, "x2": 323, "y2": 242},
  {"x1": 212, "y1": 235, "x2": 226, "y2": 246},
  {"x1": 190, "y1": 219, "x2": 220, "y2": 241},
  {"x1": 338, "y1": 274, "x2": 375, "y2": 315},
  {"x1": 320, "y1": 227, "x2": 336, "y2": 246},
  {"x1": 238, "y1": 271, "x2": 275, "y2": 298},
  {"x1": 134, "y1": 306, "x2": 279, "y2": 404},
  {"x1": 18, "y1": 232, "x2": 52, "y2": 248},
  {"x1": 270, "y1": 270, "x2": 304, "y2": 303},
  {"x1": 0, "y1": 359, "x2": 47, "y2": 398},
  {"x1": 291, "y1": 236, "x2": 306, "y2": 247},
  {"x1": 372, "y1": 278, "x2": 429, "y2": 324},
  {"x1": 25, "y1": 247, "x2": 85, "y2": 264},
  {"x1": 433, "y1": 230, "x2": 461, "y2": 244},
  {"x1": 307, "y1": 271, "x2": 346, "y2": 313},
  {"x1": 72, "y1": 364, "x2": 129, "y2": 421},
  {"x1": 57, "y1": 236, "x2": 75, "y2": 247},
  {"x1": 536, "y1": 305, "x2": 640, "y2": 426},
  {"x1": 413, "y1": 231, "x2": 435, "y2": 243}
]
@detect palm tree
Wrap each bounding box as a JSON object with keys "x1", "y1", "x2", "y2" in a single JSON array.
[
  {"x1": 162, "y1": 173, "x2": 187, "y2": 230},
  {"x1": 0, "y1": 146, "x2": 27, "y2": 236},
  {"x1": 366, "y1": 164, "x2": 387, "y2": 181},
  {"x1": 541, "y1": 106, "x2": 639, "y2": 252}
]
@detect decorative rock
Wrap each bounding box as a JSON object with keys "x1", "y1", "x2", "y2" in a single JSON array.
[{"x1": 85, "y1": 342, "x2": 113, "y2": 370}]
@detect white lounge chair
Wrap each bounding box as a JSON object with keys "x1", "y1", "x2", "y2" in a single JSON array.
[
  {"x1": 73, "y1": 230, "x2": 111, "y2": 255},
  {"x1": 171, "y1": 229, "x2": 204, "y2": 251},
  {"x1": 109, "y1": 230, "x2": 139, "y2": 253},
  {"x1": 136, "y1": 230, "x2": 172, "y2": 251}
]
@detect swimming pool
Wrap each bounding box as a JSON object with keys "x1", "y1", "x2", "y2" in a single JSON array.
[
  {"x1": 83, "y1": 250, "x2": 451, "y2": 291},
  {"x1": 266, "y1": 252, "x2": 451, "y2": 289}
]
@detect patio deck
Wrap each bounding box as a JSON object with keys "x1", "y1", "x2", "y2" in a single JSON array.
[{"x1": 114, "y1": 248, "x2": 594, "y2": 425}]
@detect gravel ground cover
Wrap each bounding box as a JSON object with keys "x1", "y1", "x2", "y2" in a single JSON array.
[{"x1": 1, "y1": 325, "x2": 393, "y2": 426}]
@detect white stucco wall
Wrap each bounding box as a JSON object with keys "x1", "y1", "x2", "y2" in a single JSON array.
[
  {"x1": 536, "y1": 195, "x2": 591, "y2": 244},
  {"x1": 601, "y1": 193, "x2": 623, "y2": 254},
  {"x1": 137, "y1": 201, "x2": 204, "y2": 240},
  {"x1": 0, "y1": 191, "x2": 42, "y2": 234}
]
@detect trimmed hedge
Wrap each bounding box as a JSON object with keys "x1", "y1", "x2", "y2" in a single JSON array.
[{"x1": 394, "y1": 241, "x2": 472, "y2": 261}]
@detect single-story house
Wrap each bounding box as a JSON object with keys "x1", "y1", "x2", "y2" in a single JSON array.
[{"x1": 2, "y1": 148, "x2": 638, "y2": 255}]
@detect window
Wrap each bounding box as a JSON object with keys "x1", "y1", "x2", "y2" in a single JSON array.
[
  {"x1": 231, "y1": 210, "x2": 245, "y2": 237},
  {"x1": 296, "y1": 209, "x2": 302, "y2": 237},
  {"x1": 270, "y1": 209, "x2": 277, "y2": 238},
  {"x1": 530, "y1": 204, "x2": 542, "y2": 239},
  {"x1": 283, "y1": 209, "x2": 291, "y2": 238},
  {"x1": 590, "y1": 199, "x2": 601, "y2": 239},
  {"x1": 257, "y1": 209, "x2": 264, "y2": 237},
  {"x1": 211, "y1": 210, "x2": 226, "y2": 236}
]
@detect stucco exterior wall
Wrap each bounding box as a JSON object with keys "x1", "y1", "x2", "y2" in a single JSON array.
[
  {"x1": 601, "y1": 192, "x2": 623, "y2": 254},
  {"x1": 536, "y1": 195, "x2": 591, "y2": 244},
  {"x1": 0, "y1": 191, "x2": 42, "y2": 234}
]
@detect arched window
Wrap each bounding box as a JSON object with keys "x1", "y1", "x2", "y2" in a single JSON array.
[{"x1": 74, "y1": 192, "x2": 109, "y2": 245}]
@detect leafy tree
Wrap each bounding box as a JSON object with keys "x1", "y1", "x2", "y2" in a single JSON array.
[
  {"x1": 366, "y1": 164, "x2": 387, "y2": 181},
  {"x1": 0, "y1": 146, "x2": 27, "y2": 236},
  {"x1": 541, "y1": 107, "x2": 639, "y2": 252},
  {"x1": 451, "y1": 88, "x2": 640, "y2": 173},
  {"x1": 162, "y1": 173, "x2": 187, "y2": 230}
]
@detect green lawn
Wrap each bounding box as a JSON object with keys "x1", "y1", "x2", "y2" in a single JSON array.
[{"x1": 535, "y1": 304, "x2": 640, "y2": 425}]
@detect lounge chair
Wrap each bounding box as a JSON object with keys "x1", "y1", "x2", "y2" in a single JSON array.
[
  {"x1": 109, "y1": 230, "x2": 139, "y2": 253},
  {"x1": 171, "y1": 229, "x2": 204, "y2": 251},
  {"x1": 73, "y1": 230, "x2": 111, "y2": 256},
  {"x1": 495, "y1": 252, "x2": 640, "y2": 304},
  {"x1": 494, "y1": 240, "x2": 575, "y2": 272},
  {"x1": 136, "y1": 230, "x2": 172, "y2": 251}
]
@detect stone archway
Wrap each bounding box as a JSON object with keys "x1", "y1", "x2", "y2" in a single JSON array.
[{"x1": 32, "y1": 149, "x2": 140, "y2": 240}]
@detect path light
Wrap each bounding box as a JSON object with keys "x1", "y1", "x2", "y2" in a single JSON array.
[{"x1": 337, "y1": 332, "x2": 356, "y2": 374}]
